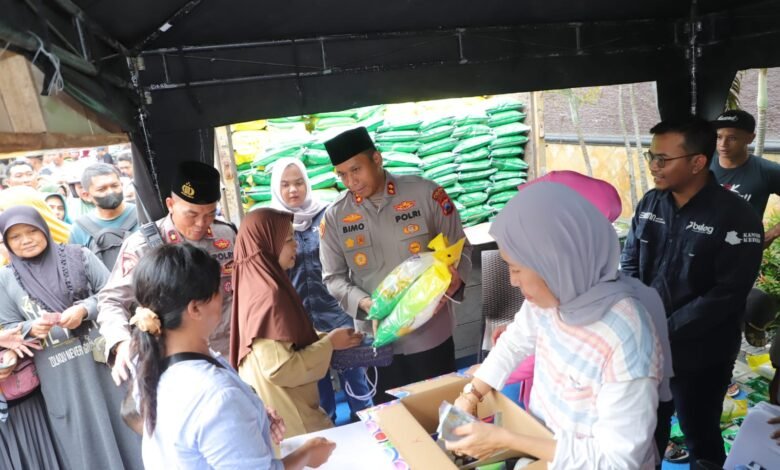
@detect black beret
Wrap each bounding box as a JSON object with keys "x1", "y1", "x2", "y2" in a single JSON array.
[
  {"x1": 324, "y1": 127, "x2": 376, "y2": 166},
  {"x1": 171, "y1": 161, "x2": 221, "y2": 204}
]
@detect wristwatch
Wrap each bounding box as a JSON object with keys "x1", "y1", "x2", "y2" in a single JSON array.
[{"x1": 463, "y1": 382, "x2": 484, "y2": 402}]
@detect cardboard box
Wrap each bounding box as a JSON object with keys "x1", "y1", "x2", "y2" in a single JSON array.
[{"x1": 374, "y1": 374, "x2": 552, "y2": 469}]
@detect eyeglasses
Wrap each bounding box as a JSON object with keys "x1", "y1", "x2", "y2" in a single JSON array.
[{"x1": 643, "y1": 151, "x2": 699, "y2": 168}]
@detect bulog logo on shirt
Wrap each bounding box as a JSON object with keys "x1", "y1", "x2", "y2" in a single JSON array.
[
  {"x1": 686, "y1": 221, "x2": 714, "y2": 235},
  {"x1": 395, "y1": 209, "x2": 421, "y2": 223},
  {"x1": 343, "y1": 223, "x2": 366, "y2": 234},
  {"x1": 639, "y1": 212, "x2": 665, "y2": 225}
]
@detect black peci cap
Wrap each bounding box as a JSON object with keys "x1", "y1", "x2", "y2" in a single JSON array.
[
  {"x1": 324, "y1": 127, "x2": 376, "y2": 166},
  {"x1": 171, "y1": 161, "x2": 221, "y2": 204}
]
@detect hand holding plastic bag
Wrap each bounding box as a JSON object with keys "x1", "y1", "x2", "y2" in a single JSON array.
[{"x1": 372, "y1": 234, "x2": 465, "y2": 347}]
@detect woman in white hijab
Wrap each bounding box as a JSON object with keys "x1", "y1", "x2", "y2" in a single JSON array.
[
  {"x1": 270, "y1": 158, "x2": 373, "y2": 422},
  {"x1": 447, "y1": 182, "x2": 663, "y2": 469}
]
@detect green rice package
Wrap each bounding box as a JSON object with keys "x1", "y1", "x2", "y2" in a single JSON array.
[
  {"x1": 457, "y1": 159, "x2": 492, "y2": 173},
  {"x1": 454, "y1": 147, "x2": 490, "y2": 163},
  {"x1": 251, "y1": 172, "x2": 272, "y2": 186},
  {"x1": 307, "y1": 164, "x2": 334, "y2": 178},
  {"x1": 454, "y1": 115, "x2": 489, "y2": 126},
  {"x1": 311, "y1": 188, "x2": 341, "y2": 202},
  {"x1": 377, "y1": 120, "x2": 422, "y2": 132},
  {"x1": 457, "y1": 192, "x2": 489, "y2": 208},
  {"x1": 454, "y1": 200, "x2": 466, "y2": 212},
  {"x1": 492, "y1": 158, "x2": 529, "y2": 171},
  {"x1": 253, "y1": 145, "x2": 305, "y2": 168},
  {"x1": 420, "y1": 117, "x2": 455, "y2": 132},
  {"x1": 486, "y1": 102, "x2": 525, "y2": 115},
  {"x1": 459, "y1": 179, "x2": 492, "y2": 192},
  {"x1": 315, "y1": 116, "x2": 357, "y2": 131},
  {"x1": 489, "y1": 189, "x2": 520, "y2": 205},
  {"x1": 314, "y1": 109, "x2": 356, "y2": 119},
  {"x1": 418, "y1": 125, "x2": 455, "y2": 143},
  {"x1": 362, "y1": 116, "x2": 385, "y2": 132},
  {"x1": 490, "y1": 135, "x2": 529, "y2": 150},
  {"x1": 236, "y1": 162, "x2": 252, "y2": 171},
  {"x1": 421, "y1": 152, "x2": 456, "y2": 169},
  {"x1": 451, "y1": 124, "x2": 493, "y2": 139},
  {"x1": 433, "y1": 173, "x2": 459, "y2": 187},
  {"x1": 486, "y1": 201, "x2": 507, "y2": 211},
  {"x1": 237, "y1": 169, "x2": 253, "y2": 186},
  {"x1": 388, "y1": 166, "x2": 424, "y2": 177},
  {"x1": 453, "y1": 135, "x2": 494, "y2": 154},
  {"x1": 460, "y1": 204, "x2": 492, "y2": 225},
  {"x1": 376, "y1": 142, "x2": 420, "y2": 153},
  {"x1": 244, "y1": 187, "x2": 272, "y2": 202},
  {"x1": 248, "y1": 200, "x2": 273, "y2": 211},
  {"x1": 445, "y1": 183, "x2": 466, "y2": 197},
  {"x1": 382, "y1": 152, "x2": 424, "y2": 168},
  {"x1": 418, "y1": 138, "x2": 459, "y2": 157},
  {"x1": 309, "y1": 172, "x2": 339, "y2": 190},
  {"x1": 458, "y1": 167, "x2": 497, "y2": 181},
  {"x1": 491, "y1": 170, "x2": 528, "y2": 182},
  {"x1": 490, "y1": 146, "x2": 525, "y2": 158},
  {"x1": 375, "y1": 130, "x2": 420, "y2": 143},
  {"x1": 354, "y1": 105, "x2": 385, "y2": 121},
  {"x1": 423, "y1": 163, "x2": 460, "y2": 180},
  {"x1": 304, "y1": 149, "x2": 332, "y2": 165},
  {"x1": 493, "y1": 122, "x2": 531, "y2": 137},
  {"x1": 487, "y1": 178, "x2": 526, "y2": 195},
  {"x1": 487, "y1": 110, "x2": 527, "y2": 127}
]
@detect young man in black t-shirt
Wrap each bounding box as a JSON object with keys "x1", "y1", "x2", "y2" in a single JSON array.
[{"x1": 711, "y1": 109, "x2": 780, "y2": 248}]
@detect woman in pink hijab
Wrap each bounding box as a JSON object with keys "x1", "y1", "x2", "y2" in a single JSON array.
[{"x1": 497, "y1": 170, "x2": 623, "y2": 409}]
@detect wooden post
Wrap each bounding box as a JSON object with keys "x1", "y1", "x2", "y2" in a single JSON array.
[
  {"x1": 214, "y1": 125, "x2": 244, "y2": 225},
  {"x1": 529, "y1": 90, "x2": 546, "y2": 178},
  {"x1": 0, "y1": 53, "x2": 46, "y2": 133}
]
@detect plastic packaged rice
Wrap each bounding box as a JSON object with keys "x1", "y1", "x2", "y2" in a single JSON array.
[
  {"x1": 487, "y1": 110, "x2": 527, "y2": 127},
  {"x1": 451, "y1": 124, "x2": 493, "y2": 139},
  {"x1": 459, "y1": 205, "x2": 492, "y2": 225},
  {"x1": 488, "y1": 190, "x2": 519, "y2": 205},
  {"x1": 418, "y1": 125, "x2": 455, "y2": 143},
  {"x1": 421, "y1": 152, "x2": 456, "y2": 169},
  {"x1": 458, "y1": 167, "x2": 497, "y2": 181},
  {"x1": 382, "y1": 152, "x2": 424, "y2": 168},
  {"x1": 454, "y1": 147, "x2": 490, "y2": 163},
  {"x1": 457, "y1": 192, "x2": 489, "y2": 208},
  {"x1": 236, "y1": 162, "x2": 252, "y2": 171},
  {"x1": 377, "y1": 120, "x2": 422, "y2": 132},
  {"x1": 311, "y1": 188, "x2": 341, "y2": 202},
  {"x1": 375, "y1": 130, "x2": 420, "y2": 143},
  {"x1": 248, "y1": 200, "x2": 273, "y2": 211},
  {"x1": 491, "y1": 158, "x2": 529, "y2": 171},
  {"x1": 456, "y1": 159, "x2": 492, "y2": 173},
  {"x1": 362, "y1": 116, "x2": 385, "y2": 132},
  {"x1": 310, "y1": 172, "x2": 339, "y2": 189},
  {"x1": 376, "y1": 142, "x2": 420, "y2": 154},
  {"x1": 486, "y1": 102, "x2": 525, "y2": 115},
  {"x1": 304, "y1": 149, "x2": 332, "y2": 165},
  {"x1": 487, "y1": 178, "x2": 526, "y2": 195},
  {"x1": 418, "y1": 138, "x2": 459, "y2": 157},
  {"x1": 454, "y1": 200, "x2": 466, "y2": 212},
  {"x1": 420, "y1": 117, "x2": 455, "y2": 131},
  {"x1": 445, "y1": 183, "x2": 466, "y2": 197},
  {"x1": 353, "y1": 105, "x2": 385, "y2": 121},
  {"x1": 454, "y1": 115, "x2": 489, "y2": 126},
  {"x1": 433, "y1": 173, "x2": 459, "y2": 188},
  {"x1": 490, "y1": 170, "x2": 528, "y2": 182},
  {"x1": 315, "y1": 116, "x2": 357, "y2": 131},
  {"x1": 423, "y1": 163, "x2": 460, "y2": 180},
  {"x1": 315, "y1": 109, "x2": 357, "y2": 119},
  {"x1": 490, "y1": 146, "x2": 525, "y2": 158},
  {"x1": 453, "y1": 135, "x2": 494, "y2": 154},
  {"x1": 245, "y1": 187, "x2": 272, "y2": 202},
  {"x1": 388, "y1": 166, "x2": 424, "y2": 177},
  {"x1": 253, "y1": 145, "x2": 305, "y2": 169},
  {"x1": 306, "y1": 164, "x2": 334, "y2": 178},
  {"x1": 249, "y1": 172, "x2": 270, "y2": 185},
  {"x1": 489, "y1": 135, "x2": 529, "y2": 149},
  {"x1": 493, "y1": 122, "x2": 531, "y2": 137},
  {"x1": 486, "y1": 201, "x2": 507, "y2": 211},
  {"x1": 459, "y1": 179, "x2": 492, "y2": 192}
]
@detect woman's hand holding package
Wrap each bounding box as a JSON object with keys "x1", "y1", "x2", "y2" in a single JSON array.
[
  {"x1": 445, "y1": 421, "x2": 509, "y2": 460},
  {"x1": 59, "y1": 305, "x2": 88, "y2": 330},
  {"x1": 435, "y1": 265, "x2": 463, "y2": 315},
  {"x1": 31, "y1": 317, "x2": 56, "y2": 339},
  {"x1": 326, "y1": 328, "x2": 363, "y2": 350},
  {"x1": 453, "y1": 393, "x2": 478, "y2": 417},
  {"x1": 0, "y1": 325, "x2": 42, "y2": 357}
]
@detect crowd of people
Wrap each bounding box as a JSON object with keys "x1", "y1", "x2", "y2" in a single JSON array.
[{"x1": 0, "y1": 111, "x2": 777, "y2": 469}]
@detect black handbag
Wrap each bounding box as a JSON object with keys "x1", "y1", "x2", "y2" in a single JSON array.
[{"x1": 330, "y1": 339, "x2": 393, "y2": 371}]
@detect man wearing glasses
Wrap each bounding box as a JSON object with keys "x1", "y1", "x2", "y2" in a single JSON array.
[{"x1": 621, "y1": 116, "x2": 763, "y2": 468}]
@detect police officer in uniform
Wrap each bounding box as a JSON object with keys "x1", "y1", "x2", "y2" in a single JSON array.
[
  {"x1": 98, "y1": 161, "x2": 236, "y2": 385},
  {"x1": 320, "y1": 127, "x2": 472, "y2": 403}
]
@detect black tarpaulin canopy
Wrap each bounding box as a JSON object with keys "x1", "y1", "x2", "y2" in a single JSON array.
[{"x1": 3, "y1": 0, "x2": 780, "y2": 217}]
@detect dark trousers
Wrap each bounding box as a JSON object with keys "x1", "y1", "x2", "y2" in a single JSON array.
[
  {"x1": 375, "y1": 336, "x2": 456, "y2": 404},
  {"x1": 654, "y1": 360, "x2": 734, "y2": 467}
]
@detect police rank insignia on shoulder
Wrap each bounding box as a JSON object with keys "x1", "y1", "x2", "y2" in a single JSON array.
[
  {"x1": 167, "y1": 230, "x2": 180, "y2": 243},
  {"x1": 432, "y1": 186, "x2": 454, "y2": 216},
  {"x1": 120, "y1": 252, "x2": 139, "y2": 277}
]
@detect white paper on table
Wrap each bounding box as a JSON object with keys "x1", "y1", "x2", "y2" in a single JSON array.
[
  {"x1": 280, "y1": 421, "x2": 395, "y2": 470},
  {"x1": 724, "y1": 401, "x2": 780, "y2": 470}
]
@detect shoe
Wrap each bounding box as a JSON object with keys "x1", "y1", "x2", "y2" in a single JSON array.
[
  {"x1": 664, "y1": 442, "x2": 690, "y2": 463},
  {"x1": 727, "y1": 382, "x2": 740, "y2": 397}
]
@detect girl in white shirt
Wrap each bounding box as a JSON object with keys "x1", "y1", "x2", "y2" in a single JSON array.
[{"x1": 130, "y1": 244, "x2": 335, "y2": 469}]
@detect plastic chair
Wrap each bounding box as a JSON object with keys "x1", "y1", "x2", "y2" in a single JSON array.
[{"x1": 478, "y1": 250, "x2": 525, "y2": 362}]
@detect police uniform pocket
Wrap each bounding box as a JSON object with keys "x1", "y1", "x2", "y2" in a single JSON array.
[
  {"x1": 396, "y1": 219, "x2": 430, "y2": 257},
  {"x1": 340, "y1": 230, "x2": 376, "y2": 272}
]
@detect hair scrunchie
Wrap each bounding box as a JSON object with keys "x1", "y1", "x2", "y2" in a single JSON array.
[{"x1": 129, "y1": 307, "x2": 162, "y2": 337}]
